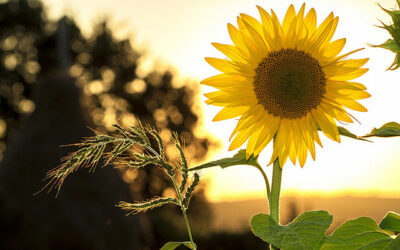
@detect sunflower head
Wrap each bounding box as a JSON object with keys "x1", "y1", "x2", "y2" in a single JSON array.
[{"x1": 202, "y1": 4, "x2": 369, "y2": 167}]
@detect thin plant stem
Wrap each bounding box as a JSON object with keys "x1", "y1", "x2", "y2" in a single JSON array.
[
  {"x1": 269, "y1": 158, "x2": 283, "y2": 250},
  {"x1": 182, "y1": 207, "x2": 196, "y2": 249},
  {"x1": 254, "y1": 164, "x2": 271, "y2": 213},
  {"x1": 170, "y1": 174, "x2": 197, "y2": 249},
  {"x1": 147, "y1": 144, "x2": 197, "y2": 249}
]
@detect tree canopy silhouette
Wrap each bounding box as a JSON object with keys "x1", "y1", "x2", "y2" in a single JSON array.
[{"x1": 0, "y1": 0, "x2": 216, "y2": 248}]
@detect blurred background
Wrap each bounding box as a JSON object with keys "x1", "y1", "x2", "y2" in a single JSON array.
[{"x1": 0, "y1": 0, "x2": 399, "y2": 249}]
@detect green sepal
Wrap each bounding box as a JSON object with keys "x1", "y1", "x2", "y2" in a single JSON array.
[
  {"x1": 372, "y1": 38, "x2": 400, "y2": 69},
  {"x1": 391, "y1": 53, "x2": 400, "y2": 70},
  {"x1": 160, "y1": 241, "x2": 194, "y2": 250},
  {"x1": 363, "y1": 122, "x2": 400, "y2": 137},
  {"x1": 373, "y1": 39, "x2": 400, "y2": 53},
  {"x1": 374, "y1": 1, "x2": 400, "y2": 70},
  {"x1": 189, "y1": 149, "x2": 259, "y2": 171},
  {"x1": 379, "y1": 4, "x2": 400, "y2": 29},
  {"x1": 250, "y1": 210, "x2": 333, "y2": 250},
  {"x1": 379, "y1": 211, "x2": 400, "y2": 234}
]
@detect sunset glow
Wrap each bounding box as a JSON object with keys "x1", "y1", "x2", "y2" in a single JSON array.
[{"x1": 43, "y1": 0, "x2": 400, "y2": 201}]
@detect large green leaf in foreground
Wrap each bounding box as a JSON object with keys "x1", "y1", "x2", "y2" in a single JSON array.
[
  {"x1": 320, "y1": 217, "x2": 399, "y2": 250},
  {"x1": 379, "y1": 211, "x2": 400, "y2": 234},
  {"x1": 251, "y1": 210, "x2": 400, "y2": 250},
  {"x1": 251, "y1": 210, "x2": 333, "y2": 250}
]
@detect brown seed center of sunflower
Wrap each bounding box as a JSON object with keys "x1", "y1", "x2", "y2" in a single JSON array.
[{"x1": 253, "y1": 48, "x2": 326, "y2": 119}]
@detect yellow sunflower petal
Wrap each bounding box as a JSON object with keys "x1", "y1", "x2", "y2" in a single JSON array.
[
  {"x1": 257, "y1": 6, "x2": 281, "y2": 50},
  {"x1": 237, "y1": 17, "x2": 260, "y2": 55},
  {"x1": 309, "y1": 16, "x2": 338, "y2": 53},
  {"x1": 246, "y1": 124, "x2": 266, "y2": 158},
  {"x1": 297, "y1": 3, "x2": 306, "y2": 20},
  {"x1": 336, "y1": 58, "x2": 369, "y2": 68},
  {"x1": 253, "y1": 115, "x2": 280, "y2": 156},
  {"x1": 270, "y1": 9, "x2": 284, "y2": 44},
  {"x1": 344, "y1": 90, "x2": 371, "y2": 100},
  {"x1": 304, "y1": 8, "x2": 317, "y2": 33},
  {"x1": 201, "y1": 74, "x2": 250, "y2": 89},
  {"x1": 322, "y1": 38, "x2": 346, "y2": 59},
  {"x1": 242, "y1": 19, "x2": 269, "y2": 58},
  {"x1": 298, "y1": 140, "x2": 308, "y2": 167},
  {"x1": 330, "y1": 48, "x2": 365, "y2": 63},
  {"x1": 313, "y1": 12, "x2": 334, "y2": 37},
  {"x1": 230, "y1": 105, "x2": 265, "y2": 139},
  {"x1": 213, "y1": 106, "x2": 249, "y2": 121},
  {"x1": 204, "y1": 91, "x2": 257, "y2": 107},
  {"x1": 348, "y1": 81, "x2": 367, "y2": 90},
  {"x1": 227, "y1": 23, "x2": 249, "y2": 53},
  {"x1": 312, "y1": 109, "x2": 340, "y2": 142},
  {"x1": 333, "y1": 109, "x2": 354, "y2": 123},
  {"x1": 326, "y1": 79, "x2": 366, "y2": 91},
  {"x1": 282, "y1": 4, "x2": 296, "y2": 34},
  {"x1": 205, "y1": 57, "x2": 238, "y2": 73},
  {"x1": 212, "y1": 43, "x2": 248, "y2": 63},
  {"x1": 326, "y1": 67, "x2": 368, "y2": 81},
  {"x1": 339, "y1": 99, "x2": 368, "y2": 112},
  {"x1": 229, "y1": 125, "x2": 255, "y2": 150},
  {"x1": 240, "y1": 13, "x2": 264, "y2": 34},
  {"x1": 301, "y1": 120, "x2": 317, "y2": 160}
]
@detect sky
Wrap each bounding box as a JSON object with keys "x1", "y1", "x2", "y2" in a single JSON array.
[{"x1": 42, "y1": 0, "x2": 400, "y2": 201}]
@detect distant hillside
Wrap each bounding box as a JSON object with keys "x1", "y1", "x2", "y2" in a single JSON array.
[{"x1": 210, "y1": 196, "x2": 400, "y2": 233}]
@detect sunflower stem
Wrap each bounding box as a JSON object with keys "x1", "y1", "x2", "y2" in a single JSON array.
[{"x1": 269, "y1": 158, "x2": 282, "y2": 250}]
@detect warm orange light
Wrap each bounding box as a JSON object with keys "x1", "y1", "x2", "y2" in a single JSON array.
[{"x1": 42, "y1": 0, "x2": 400, "y2": 202}]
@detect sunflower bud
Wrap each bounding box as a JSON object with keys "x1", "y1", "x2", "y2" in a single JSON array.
[{"x1": 375, "y1": 1, "x2": 400, "y2": 70}]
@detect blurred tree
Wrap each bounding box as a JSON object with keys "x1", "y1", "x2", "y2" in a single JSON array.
[
  {"x1": 0, "y1": 0, "x2": 216, "y2": 248},
  {"x1": 0, "y1": 71, "x2": 141, "y2": 250},
  {"x1": 0, "y1": 0, "x2": 44, "y2": 158}
]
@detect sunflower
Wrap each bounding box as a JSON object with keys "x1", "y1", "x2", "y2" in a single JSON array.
[{"x1": 202, "y1": 4, "x2": 370, "y2": 167}]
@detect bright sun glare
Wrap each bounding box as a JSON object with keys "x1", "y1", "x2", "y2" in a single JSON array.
[{"x1": 43, "y1": 0, "x2": 400, "y2": 201}]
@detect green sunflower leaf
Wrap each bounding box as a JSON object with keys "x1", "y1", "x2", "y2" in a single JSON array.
[
  {"x1": 388, "y1": 236, "x2": 400, "y2": 249},
  {"x1": 363, "y1": 122, "x2": 400, "y2": 138},
  {"x1": 189, "y1": 149, "x2": 259, "y2": 171},
  {"x1": 319, "y1": 217, "x2": 395, "y2": 250},
  {"x1": 337, "y1": 126, "x2": 370, "y2": 142},
  {"x1": 379, "y1": 211, "x2": 400, "y2": 233},
  {"x1": 250, "y1": 210, "x2": 333, "y2": 250},
  {"x1": 160, "y1": 241, "x2": 194, "y2": 250}
]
